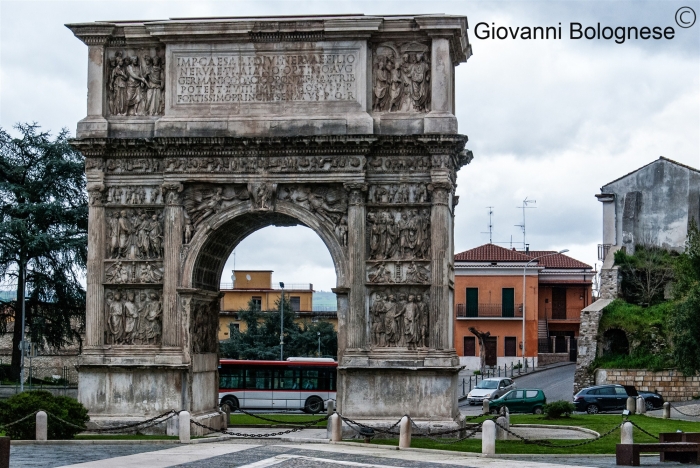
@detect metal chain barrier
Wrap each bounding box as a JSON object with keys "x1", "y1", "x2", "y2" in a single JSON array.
[
  {"x1": 235, "y1": 409, "x2": 329, "y2": 426},
  {"x1": 46, "y1": 410, "x2": 178, "y2": 433},
  {"x1": 190, "y1": 413, "x2": 329, "y2": 438},
  {"x1": 670, "y1": 403, "x2": 700, "y2": 418},
  {"x1": 338, "y1": 414, "x2": 403, "y2": 436},
  {"x1": 625, "y1": 419, "x2": 660, "y2": 440},
  {"x1": 492, "y1": 418, "x2": 624, "y2": 448},
  {"x1": 0, "y1": 411, "x2": 39, "y2": 430},
  {"x1": 408, "y1": 417, "x2": 483, "y2": 444}
]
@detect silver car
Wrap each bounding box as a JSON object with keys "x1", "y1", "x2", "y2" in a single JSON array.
[{"x1": 467, "y1": 377, "x2": 516, "y2": 405}]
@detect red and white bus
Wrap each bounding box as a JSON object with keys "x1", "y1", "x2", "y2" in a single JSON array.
[{"x1": 218, "y1": 358, "x2": 337, "y2": 413}]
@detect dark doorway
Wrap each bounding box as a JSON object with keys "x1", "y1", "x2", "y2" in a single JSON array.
[
  {"x1": 552, "y1": 288, "x2": 566, "y2": 319},
  {"x1": 569, "y1": 337, "x2": 578, "y2": 362},
  {"x1": 504, "y1": 337, "x2": 517, "y2": 357},
  {"x1": 484, "y1": 337, "x2": 497, "y2": 366},
  {"x1": 463, "y1": 336, "x2": 476, "y2": 356}
]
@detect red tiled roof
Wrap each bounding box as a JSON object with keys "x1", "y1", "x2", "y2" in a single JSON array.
[
  {"x1": 526, "y1": 251, "x2": 592, "y2": 269},
  {"x1": 454, "y1": 244, "x2": 592, "y2": 269},
  {"x1": 455, "y1": 244, "x2": 532, "y2": 262}
]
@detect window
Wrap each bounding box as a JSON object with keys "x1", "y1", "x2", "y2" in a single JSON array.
[
  {"x1": 466, "y1": 288, "x2": 478, "y2": 317},
  {"x1": 229, "y1": 322, "x2": 240, "y2": 332},
  {"x1": 301, "y1": 369, "x2": 319, "y2": 390},
  {"x1": 290, "y1": 296, "x2": 301, "y2": 312},
  {"x1": 597, "y1": 387, "x2": 616, "y2": 395},
  {"x1": 246, "y1": 368, "x2": 272, "y2": 389},
  {"x1": 525, "y1": 390, "x2": 539, "y2": 398},
  {"x1": 274, "y1": 368, "x2": 299, "y2": 390},
  {"x1": 463, "y1": 336, "x2": 476, "y2": 356},
  {"x1": 251, "y1": 296, "x2": 262, "y2": 310},
  {"x1": 552, "y1": 287, "x2": 566, "y2": 319},
  {"x1": 504, "y1": 337, "x2": 517, "y2": 357},
  {"x1": 502, "y1": 288, "x2": 515, "y2": 317},
  {"x1": 510, "y1": 390, "x2": 524, "y2": 399},
  {"x1": 219, "y1": 366, "x2": 244, "y2": 389},
  {"x1": 615, "y1": 387, "x2": 628, "y2": 396}
]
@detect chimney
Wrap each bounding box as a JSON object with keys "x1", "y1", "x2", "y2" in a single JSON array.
[{"x1": 526, "y1": 244, "x2": 530, "y2": 252}]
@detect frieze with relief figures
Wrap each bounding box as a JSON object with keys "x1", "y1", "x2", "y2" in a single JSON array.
[
  {"x1": 105, "y1": 288, "x2": 162, "y2": 345},
  {"x1": 369, "y1": 287, "x2": 430, "y2": 349}
]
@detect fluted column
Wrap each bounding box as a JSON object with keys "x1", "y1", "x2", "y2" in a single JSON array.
[
  {"x1": 428, "y1": 181, "x2": 453, "y2": 350},
  {"x1": 344, "y1": 183, "x2": 368, "y2": 350},
  {"x1": 162, "y1": 183, "x2": 184, "y2": 347},
  {"x1": 86, "y1": 184, "x2": 106, "y2": 346}
]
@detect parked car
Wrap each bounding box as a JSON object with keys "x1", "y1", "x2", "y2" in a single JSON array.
[
  {"x1": 489, "y1": 388, "x2": 547, "y2": 414},
  {"x1": 573, "y1": 384, "x2": 664, "y2": 414},
  {"x1": 466, "y1": 377, "x2": 516, "y2": 405}
]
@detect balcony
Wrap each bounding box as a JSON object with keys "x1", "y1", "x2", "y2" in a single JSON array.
[
  {"x1": 544, "y1": 306, "x2": 582, "y2": 322},
  {"x1": 456, "y1": 303, "x2": 523, "y2": 319}
]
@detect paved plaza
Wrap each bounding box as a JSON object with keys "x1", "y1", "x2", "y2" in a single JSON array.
[{"x1": 9, "y1": 440, "x2": 691, "y2": 468}]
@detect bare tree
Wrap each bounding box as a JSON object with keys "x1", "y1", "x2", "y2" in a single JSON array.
[{"x1": 469, "y1": 327, "x2": 491, "y2": 374}]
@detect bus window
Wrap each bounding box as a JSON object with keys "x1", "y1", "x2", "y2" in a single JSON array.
[
  {"x1": 246, "y1": 368, "x2": 272, "y2": 390},
  {"x1": 301, "y1": 369, "x2": 319, "y2": 390},
  {"x1": 275, "y1": 368, "x2": 299, "y2": 390},
  {"x1": 219, "y1": 367, "x2": 243, "y2": 389}
]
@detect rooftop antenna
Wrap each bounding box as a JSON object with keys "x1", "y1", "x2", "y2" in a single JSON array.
[
  {"x1": 515, "y1": 197, "x2": 536, "y2": 249},
  {"x1": 481, "y1": 206, "x2": 494, "y2": 243}
]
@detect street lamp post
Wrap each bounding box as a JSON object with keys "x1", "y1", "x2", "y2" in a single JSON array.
[
  {"x1": 521, "y1": 249, "x2": 568, "y2": 364},
  {"x1": 317, "y1": 331, "x2": 321, "y2": 357},
  {"x1": 19, "y1": 264, "x2": 27, "y2": 392},
  {"x1": 279, "y1": 282, "x2": 285, "y2": 361}
]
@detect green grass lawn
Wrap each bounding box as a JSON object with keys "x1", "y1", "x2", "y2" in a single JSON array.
[
  {"x1": 229, "y1": 413, "x2": 328, "y2": 427},
  {"x1": 366, "y1": 414, "x2": 700, "y2": 454}
]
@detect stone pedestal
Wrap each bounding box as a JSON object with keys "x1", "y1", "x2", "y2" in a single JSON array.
[{"x1": 68, "y1": 14, "x2": 472, "y2": 430}]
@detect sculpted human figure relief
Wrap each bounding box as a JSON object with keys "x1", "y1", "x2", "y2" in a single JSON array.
[
  {"x1": 164, "y1": 155, "x2": 365, "y2": 174},
  {"x1": 105, "y1": 289, "x2": 162, "y2": 345},
  {"x1": 183, "y1": 185, "x2": 248, "y2": 228},
  {"x1": 367, "y1": 208, "x2": 431, "y2": 260},
  {"x1": 372, "y1": 42, "x2": 431, "y2": 113},
  {"x1": 369, "y1": 183, "x2": 430, "y2": 204},
  {"x1": 369, "y1": 288, "x2": 430, "y2": 348},
  {"x1": 107, "y1": 49, "x2": 165, "y2": 116},
  {"x1": 278, "y1": 184, "x2": 349, "y2": 245},
  {"x1": 106, "y1": 209, "x2": 164, "y2": 260}
]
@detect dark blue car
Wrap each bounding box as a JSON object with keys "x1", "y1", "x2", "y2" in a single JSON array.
[{"x1": 573, "y1": 384, "x2": 664, "y2": 414}]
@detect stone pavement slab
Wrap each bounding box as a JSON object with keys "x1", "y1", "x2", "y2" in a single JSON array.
[{"x1": 9, "y1": 443, "x2": 174, "y2": 468}]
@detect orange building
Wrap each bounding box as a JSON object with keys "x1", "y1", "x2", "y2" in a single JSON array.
[
  {"x1": 454, "y1": 244, "x2": 593, "y2": 369},
  {"x1": 219, "y1": 270, "x2": 337, "y2": 340}
]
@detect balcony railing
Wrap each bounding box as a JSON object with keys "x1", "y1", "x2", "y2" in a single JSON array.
[
  {"x1": 543, "y1": 306, "x2": 582, "y2": 321},
  {"x1": 456, "y1": 303, "x2": 523, "y2": 318},
  {"x1": 219, "y1": 282, "x2": 313, "y2": 290},
  {"x1": 598, "y1": 243, "x2": 612, "y2": 261}
]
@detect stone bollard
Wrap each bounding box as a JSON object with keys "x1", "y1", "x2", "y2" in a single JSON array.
[
  {"x1": 482, "y1": 420, "x2": 496, "y2": 455},
  {"x1": 222, "y1": 405, "x2": 230, "y2": 430},
  {"x1": 496, "y1": 416, "x2": 508, "y2": 441},
  {"x1": 327, "y1": 400, "x2": 335, "y2": 416},
  {"x1": 482, "y1": 398, "x2": 490, "y2": 415},
  {"x1": 663, "y1": 402, "x2": 671, "y2": 419},
  {"x1": 399, "y1": 416, "x2": 411, "y2": 449},
  {"x1": 0, "y1": 436, "x2": 9, "y2": 468},
  {"x1": 505, "y1": 406, "x2": 510, "y2": 426},
  {"x1": 621, "y1": 421, "x2": 633, "y2": 445},
  {"x1": 329, "y1": 413, "x2": 342, "y2": 442},
  {"x1": 36, "y1": 411, "x2": 47, "y2": 441},
  {"x1": 636, "y1": 396, "x2": 646, "y2": 415},
  {"x1": 626, "y1": 397, "x2": 636, "y2": 414},
  {"x1": 179, "y1": 411, "x2": 190, "y2": 444}
]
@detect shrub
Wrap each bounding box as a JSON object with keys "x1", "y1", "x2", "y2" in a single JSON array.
[
  {"x1": 0, "y1": 390, "x2": 89, "y2": 439},
  {"x1": 543, "y1": 400, "x2": 575, "y2": 419}
]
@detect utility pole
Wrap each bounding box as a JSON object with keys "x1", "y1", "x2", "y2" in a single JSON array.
[
  {"x1": 481, "y1": 207, "x2": 494, "y2": 244},
  {"x1": 279, "y1": 282, "x2": 285, "y2": 361}
]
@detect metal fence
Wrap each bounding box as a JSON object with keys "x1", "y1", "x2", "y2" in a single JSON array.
[{"x1": 455, "y1": 303, "x2": 524, "y2": 318}]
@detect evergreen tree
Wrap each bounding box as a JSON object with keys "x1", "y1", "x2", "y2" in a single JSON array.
[{"x1": 0, "y1": 124, "x2": 87, "y2": 380}]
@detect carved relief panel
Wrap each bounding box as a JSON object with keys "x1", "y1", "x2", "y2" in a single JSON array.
[
  {"x1": 372, "y1": 41, "x2": 431, "y2": 113},
  {"x1": 368, "y1": 183, "x2": 430, "y2": 204},
  {"x1": 190, "y1": 298, "x2": 219, "y2": 354},
  {"x1": 278, "y1": 184, "x2": 348, "y2": 247},
  {"x1": 369, "y1": 287, "x2": 430, "y2": 349},
  {"x1": 105, "y1": 261, "x2": 163, "y2": 284},
  {"x1": 105, "y1": 208, "x2": 164, "y2": 260},
  {"x1": 106, "y1": 47, "x2": 165, "y2": 116},
  {"x1": 105, "y1": 288, "x2": 162, "y2": 345},
  {"x1": 366, "y1": 261, "x2": 430, "y2": 284},
  {"x1": 183, "y1": 184, "x2": 250, "y2": 231},
  {"x1": 164, "y1": 155, "x2": 365, "y2": 174},
  {"x1": 105, "y1": 185, "x2": 164, "y2": 205},
  {"x1": 367, "y1": 208, "x2": 431, "y2": 260}
]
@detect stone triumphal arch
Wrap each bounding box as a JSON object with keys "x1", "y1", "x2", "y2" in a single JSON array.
[{"x1": 68, "y1": 14, "x2": 472, "y2": 430}]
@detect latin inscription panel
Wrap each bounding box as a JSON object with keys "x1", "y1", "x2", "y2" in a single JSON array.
[{"x1": 174, "y1": 49, "x2": 359, "y2": 105}]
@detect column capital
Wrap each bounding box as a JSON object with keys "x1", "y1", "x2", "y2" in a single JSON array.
[
  {"x1": 87, "y1": 184, "x2": 106, "y2": 206},
  {"x1": 162, "y1": 182, "x2": 184, "y2": 205},
  {"x1": 344, "y1": 183, "x2": 368, "y2": 205}
]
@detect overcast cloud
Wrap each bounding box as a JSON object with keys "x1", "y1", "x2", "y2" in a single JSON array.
[{"x1": 1, "y1": 0, "x2": 698, "y2": 292}]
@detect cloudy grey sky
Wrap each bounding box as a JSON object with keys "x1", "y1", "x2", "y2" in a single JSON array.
[{"x1": 1, "y1": 0, "x2": 698, "y2": 292}]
